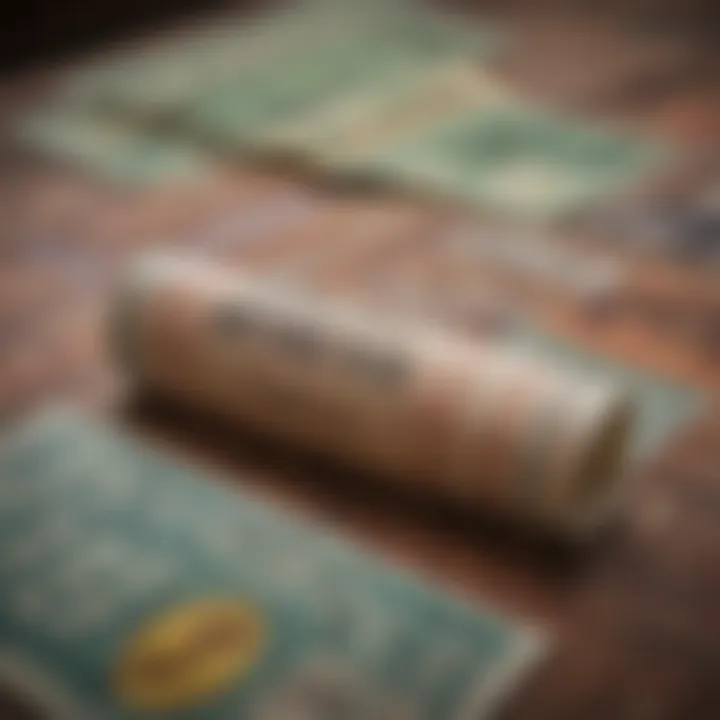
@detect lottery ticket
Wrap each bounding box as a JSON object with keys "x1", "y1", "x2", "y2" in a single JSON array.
[
  {"x1": 348, "y1": 104, "x2": 666, "y2": 220},
  {"x1": 0, "y1": 408, "x2": 546, "y2": 718},
  {"x1": 254, "y1": 59, "x2": 514, "y2": 170},
  {"x1": 20, "y1": 113, "x2": 212, "y2": 186}
]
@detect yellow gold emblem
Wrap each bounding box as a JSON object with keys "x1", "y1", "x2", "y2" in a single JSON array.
[{"x1": 115, "y1": 597, "x2": 265, "y2": 711}]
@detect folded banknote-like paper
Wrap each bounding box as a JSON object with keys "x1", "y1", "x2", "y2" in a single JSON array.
[
  {"x1": 347, "y1": 104, "x2": 666, "y2": 220},
  {"x1": 183, "y1": 5, "x2": 500, "y2": 151},
  {"x1": 20, "y1": 113, "x2": 212, "y2": 186},
  {"x1": 19, "y1": 0, "x2": 502, "y2": 186},
  {"x1": 253, "y1": 59, "x2": 514, "y2": 169}
]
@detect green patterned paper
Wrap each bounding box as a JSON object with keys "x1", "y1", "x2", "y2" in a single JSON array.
[
  {"x1": 254, "y1": 59, "x2": 513, "y2": 168},
  {"x1": 20, "y1": 0, "x2": 502, "y2": 185},
  {"x1": 0, "y1": 410, "x2": 545, "y2": 718},
  {"x1": 350, "y1": 105, "x2": 665, "y2": 220},
  {"x1": 183, "y1": 7, "x2": 500, "y2": 152},
  {"x1": 60, "y1": 4, "x2": 350, "y2": 117},
  {"x1": 20, "y1": 114, "x2": 211, "y2": 186},
  {"x1": 57, "y1": 0, "x2": 499, "y2": 125}
]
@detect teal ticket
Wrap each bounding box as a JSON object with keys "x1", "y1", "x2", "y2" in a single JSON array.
[
  {"x1": 0, "y1": 410, "x2": 545, "y2": 718},
  {"x1": 351, "y1": 104, "x2": 666, "y2": 220},
  {"x1": 19, "y1": 113, "x2": 211, "y2": 186},
  {"x1": 184, "y1": 10, "x2": 499, "y2": 151}
]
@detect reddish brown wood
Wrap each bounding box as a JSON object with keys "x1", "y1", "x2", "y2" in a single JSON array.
[{"x1": 0, "y1": 6, "x2": 719, "y2": 718}]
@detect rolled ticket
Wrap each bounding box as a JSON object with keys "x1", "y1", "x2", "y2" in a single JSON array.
[{"x1": 110, "y1": 255, "x2": 634, "y2": 535}]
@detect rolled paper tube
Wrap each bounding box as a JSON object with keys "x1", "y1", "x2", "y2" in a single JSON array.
[{"x1": 110, "y1": 255, "x2": 635, "y2": 535}]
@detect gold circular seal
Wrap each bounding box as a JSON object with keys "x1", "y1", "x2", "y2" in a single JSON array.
[{"x1": 115, "y1": 597, "x2": 265, "y2": 711}]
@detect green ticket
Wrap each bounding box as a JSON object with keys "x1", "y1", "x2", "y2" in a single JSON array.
[
  {"x1": 271, "y1": 61, "x2": 514, "y2": 172},
  {"x1": 184, "y1": 10, "x2": 499, "y2": 152},
  {"x1": 350, "y1": 105, "x2": 666, "y2": 220},
  {"x1": 0, "y1": 409, "x2": 545, "y2": 718},
  {"x1": 19, "y1": 113, "x2": 211, "y2": 186},
  {"x1": 60, "y1": 0, "x2": 500, "y2": 123},
  {"x1": 57, "y1": 4, "x2": 332, "y2": 115},
  {"x1": 21, "y1": 0, "x2": 504, "y2": 186}
]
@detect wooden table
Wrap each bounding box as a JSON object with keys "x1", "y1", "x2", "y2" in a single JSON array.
[{"x1": 1, "y1": 5, "x2": 719, "y2": 718}]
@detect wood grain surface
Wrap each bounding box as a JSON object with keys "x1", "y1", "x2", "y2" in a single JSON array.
[{"x1": 0, "y1": 4, "x2": 719, "y2": 718}]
